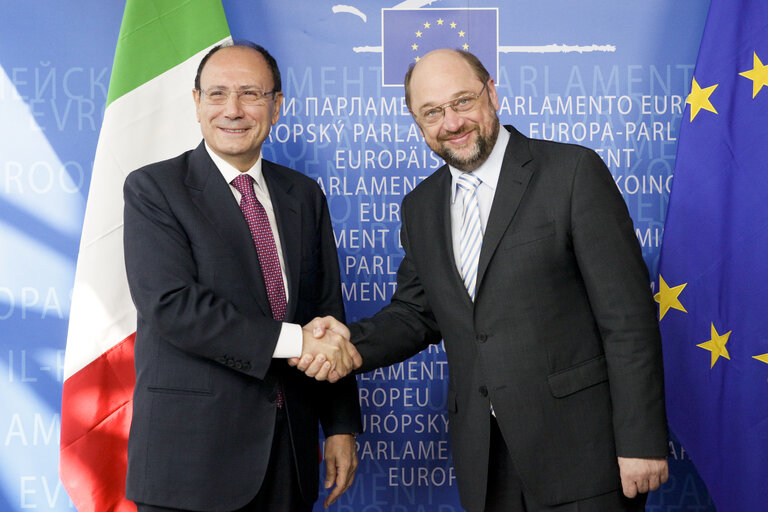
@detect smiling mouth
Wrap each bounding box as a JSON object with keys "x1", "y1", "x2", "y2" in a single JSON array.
[
  {"x1": 441, "y1": 128, "x2": 474, "y2": 145},
  {"x1": 219, "y1": 127, "x2": 248, "y2": 134}
]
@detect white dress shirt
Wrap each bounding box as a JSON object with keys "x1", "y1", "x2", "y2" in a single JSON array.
[
  {"x1": 449, "y1": 127, "x2": 510, "y2": 273},
  {"x1": 205, "y1": 143, "x2": 302, "y2": 358},
  {"x1": 448, "y1": 128, "x2": 509, "y2": 416}
]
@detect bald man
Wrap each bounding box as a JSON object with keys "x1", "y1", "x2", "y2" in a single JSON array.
[
  {"x1": 124, "y1": 42, "x2": 361, "y2": 512},
  {"x1": 301, "y1": 49, "x2": 668, "y2": 512}
]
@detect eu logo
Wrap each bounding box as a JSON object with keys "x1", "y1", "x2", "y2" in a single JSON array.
[{"x1": 382, "y1": 8, "x2": 499, "y2": 87}]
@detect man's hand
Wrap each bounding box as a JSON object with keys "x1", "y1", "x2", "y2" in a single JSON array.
[
  {"x1": 322, "y1": 434, "x2": 358, "y2": 508},
  {"x1": 289, "y1": 317, "x2": 361, "y2": 382},
  {"x1": 617, "y1": 456, "x2": 669, "y2": 498}
]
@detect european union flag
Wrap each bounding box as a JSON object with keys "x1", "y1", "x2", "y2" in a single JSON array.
[
  {"x1": 657, "y1": 1, "x2": 768, "y2": 510},
  {"x1": 381, "y1": 8, "x2": 498, "y2": 86}
]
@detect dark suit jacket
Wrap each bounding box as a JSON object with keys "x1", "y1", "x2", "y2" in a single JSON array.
[
  {"x1": 351, "y1": 126, "x2": 667, "y2": 511},
  {"x1": 123, "y1": 142, "x2": 361, "y2": 511}
]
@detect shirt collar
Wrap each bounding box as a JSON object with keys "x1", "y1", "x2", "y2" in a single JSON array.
[
  {"x1": 204, "y1": 142, "x2": 266, "y2": 191},
  {"x1": 450, "y1": 126, "x2": 510, "y2": 204}
]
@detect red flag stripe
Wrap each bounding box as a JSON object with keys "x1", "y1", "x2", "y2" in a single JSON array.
[{"x1": 60, "y1": 333, "x2": 136, "y2": 512}]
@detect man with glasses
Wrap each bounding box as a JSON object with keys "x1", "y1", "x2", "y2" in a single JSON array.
[
  {"x1": 123, "y1": 41, "x2": 362, "y2": 512},
  {"x1": 301, "y1": 49, "x2": 668, "y2": 511}
]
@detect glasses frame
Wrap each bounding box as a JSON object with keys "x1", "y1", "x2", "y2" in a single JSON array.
[
  {"x1": 199, "y1": 86, "x2": 279, "y2": 106},
  {"x1": 415, "y1": 82, "x2": 489, "y2": 126}
]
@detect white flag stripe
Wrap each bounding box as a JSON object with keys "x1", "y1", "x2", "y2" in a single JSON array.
[{"x1": 64, "y1": 37, "x2": 231, "y2": 380}]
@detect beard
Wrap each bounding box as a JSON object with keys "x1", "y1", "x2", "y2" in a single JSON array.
[{"x1": 434, "y1": 116, "x2": 500, "y2": 172}]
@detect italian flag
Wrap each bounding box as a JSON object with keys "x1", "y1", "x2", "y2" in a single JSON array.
[{"x1": 59, "y1": 2, "x2": 230, "y2": 510}]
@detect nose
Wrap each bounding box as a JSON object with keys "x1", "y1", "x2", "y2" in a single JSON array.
[
  {"x1": 223, "y1": 91, "x2": 244, "y2": 118},
  {"x1": 441, "y1": 106, "x2": 464, "y2": 132}
]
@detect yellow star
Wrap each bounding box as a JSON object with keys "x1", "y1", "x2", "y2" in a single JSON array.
[
  {"x1": 415, "y1": 56, "x2": 421, "y2": 62},
  {"x1": 458, "y1": 30, "x2": 466, "y2": 37},
  {"x1": 654, "y1": 275, "x2": 687, "y2": 320},
  {"x1": 437, "y1": 18, "x2": 444, "y2": 25},
  {"x1": 450, "y1": 21, "x2": 457, "y2": 28},
  {"x1": 686, "y1": 77, "x2": 718, "y2": 121},
  {"x1": 424, "y1": 21, "x2": 431, "y2": 29},
  {"x1": 411, "y1": 43, "x2": 418, "y2": 50},
  {"x1": 697, "y1": 323, "x2": 732, "y2": 369},
  {"x1": 462, "y1": 43, "x2": 469, "y2": 51},
  {"x1": 415, "y1": 30, "x2": 422, "y2": 38},
  {"x1": 739, "y1": 52, "x2": 768, "y2": 98},
  {"x1": 754, "y1": 353, "x2": 768, "y2": 365}
]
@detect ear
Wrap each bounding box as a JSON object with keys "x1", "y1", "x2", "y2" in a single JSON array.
[
  {"x1": 192, "y1": 89, "x2": 202, "y2": 122},
  {"x1": 271, "y1": 92, "x2": 283, "y2": 126},
  {"x1": 487, "y1": 79, "x2": 500, "y2": 112}
]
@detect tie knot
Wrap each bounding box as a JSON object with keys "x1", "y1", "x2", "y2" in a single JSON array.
[
  {"x1": 457, "y1": 172, "x2": 482, "y2": 192},
  {"x1": 231, "y1": 173, "x2": 255, "y2": 197}
]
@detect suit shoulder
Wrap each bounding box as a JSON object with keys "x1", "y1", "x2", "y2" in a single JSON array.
[
  {"x1": 402, "y1": 165, "x2": 449, "y2": 205},
  {"x1": 125, "y1": 149, "x2": 194, "y2": 186},
  {"x1": 264, "y1": 160, "x2": 319, "y2": 189},
  {"x1": 263, "y1": 160, "x2": 317, "y2": 185},
  {"x1": 523, "y1": 136, "x2": 608, "y2": 184},
  {"x1": 527, "y1": 136, "x2": 600, "y2": 163}
]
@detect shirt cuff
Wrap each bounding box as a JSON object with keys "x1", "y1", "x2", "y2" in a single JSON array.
[{"x1": 272, "y1": 322, "x2": 302, "y2": 358}]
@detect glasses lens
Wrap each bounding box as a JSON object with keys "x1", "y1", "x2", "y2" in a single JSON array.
[
  {"x1": 203, "y1": 89, "x2": 269, "y2": 105},
  {"x1": 452, "y1": 96, "x2": 477, "y2": 113},
  {"x1": 239, "y1": 90, "x2": 267, "y2": 105},
  {"x1": 419, "y1": 86, "x2": 484, "y2": 125},
  {"x1": 204, "y1": 89, "x2": 227, "y2": 104}
]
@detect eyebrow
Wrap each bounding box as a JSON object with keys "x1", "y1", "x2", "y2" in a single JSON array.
[
  {"x1": 418, "y1": 89, "x2": 477, "y2": 109},
  {"x1": 203, "y1": 85, "x2": 267, "y2": 91}
]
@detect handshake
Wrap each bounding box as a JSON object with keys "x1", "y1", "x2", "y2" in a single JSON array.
[{"x1": 290, "y1": 316, "x2": 361, "y2": 383}]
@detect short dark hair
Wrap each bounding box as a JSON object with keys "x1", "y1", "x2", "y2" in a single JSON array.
[
  {"x1": 404, "y1": 49, "x2": 490, "y2": 110},
  {"x1": 194, "y1": 40, "x2": 282, "y2": 92}
]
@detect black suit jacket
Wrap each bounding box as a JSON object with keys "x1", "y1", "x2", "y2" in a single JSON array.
[
  {"x1": 123, "y1": 142, "x2": 361, "y2": 511},
  {"x1": 352, "y1": 126, "x2": 667, "y2": 511}
]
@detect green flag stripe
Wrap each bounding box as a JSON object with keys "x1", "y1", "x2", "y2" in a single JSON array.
[{"x1": 107, "y1": 0, "x2": 230, "y2": 106}]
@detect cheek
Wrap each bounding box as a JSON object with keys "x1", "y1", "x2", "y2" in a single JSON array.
[{"x1": 423, "y1": 127, "x2": 441, "y2": 143}]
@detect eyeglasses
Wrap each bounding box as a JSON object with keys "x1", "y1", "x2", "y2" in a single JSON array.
[
  {"x1": 416, "y1": 82, "x2": 489, "y2": 126},
  {"x1": 200, "y1": 87, "x2": 278, "y2": 106}
]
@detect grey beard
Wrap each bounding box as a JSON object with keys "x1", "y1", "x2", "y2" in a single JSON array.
[{"x1": 438, "y1": 118, "x2": 500, "y2": 172}]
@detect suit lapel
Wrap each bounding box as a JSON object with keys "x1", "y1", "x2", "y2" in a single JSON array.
[
  {"x1": 432, "y1": 167, "x2": 475, "y2": 309},
  {"x1": 184, "y1": 143, "x2": 272, "y2": 317},
  {"x1": 262, "y1": 161, "x2": 301, "y2": 321},
  {"x1": 476, "y1": 127, "x2": 534, "y2": 294}
]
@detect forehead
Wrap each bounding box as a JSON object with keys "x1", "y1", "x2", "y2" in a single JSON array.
[
  {"x1": 200, "y1": 46, "x2": 272, "y2": 88},
  {"x1": 409, "y1": 52, "x2": 480, "y2": 109}
]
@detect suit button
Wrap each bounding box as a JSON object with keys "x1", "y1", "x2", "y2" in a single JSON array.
[
  {"x1": 226, "y1": 359, "x2": 235, "y2": 367},
  {"x1": 479, "y1": 385, "x2": 488, "y2": 397},
  {"x1": 243, "y1": 362, "x2": 251, "y2": 370},
  {"x1": 476, "y1": 334, "x2": 487, "y2": 343},
  {"x1": 235, "y1": 361, "x2": 242, "y2": 369}
]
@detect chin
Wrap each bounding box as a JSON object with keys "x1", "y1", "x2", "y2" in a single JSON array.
[{"x1": 440, "y1": 145, "x2": 480, "y2": 169}]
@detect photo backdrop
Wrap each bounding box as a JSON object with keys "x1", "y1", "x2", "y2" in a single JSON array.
[{"x1": 0, "y1": 1, "x2": 714, "y2": 510}]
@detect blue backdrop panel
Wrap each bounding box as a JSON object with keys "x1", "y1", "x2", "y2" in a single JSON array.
[{"x1": 0, "y1": 1, "x2": 713, "y2": 510}]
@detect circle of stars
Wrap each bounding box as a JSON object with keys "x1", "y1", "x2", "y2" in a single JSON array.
[{"x1": 411, "y1": 17, "x2": 469, "y2": 62}]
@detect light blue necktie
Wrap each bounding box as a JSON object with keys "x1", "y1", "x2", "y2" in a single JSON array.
[
  {"x1": 457, "y1": 173, "x2": 483, "y2": 301},
  {"x1": 457, "y1": 173, "x2": 495, "y2": 416}
]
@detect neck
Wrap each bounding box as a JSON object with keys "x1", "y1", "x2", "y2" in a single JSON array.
[{"x1": 213, "y1": 148, "x2": 261, "y2": 173}]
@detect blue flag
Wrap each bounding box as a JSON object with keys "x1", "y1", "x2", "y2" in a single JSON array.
[
  {"x1": 657, "y1": 1, "x2": 768, "y2": 510},
  {"x1": 381, "y1": 8, "x2": 498, "y2": 86}
]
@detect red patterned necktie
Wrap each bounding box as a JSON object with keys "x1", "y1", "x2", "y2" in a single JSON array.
[{"x1": 231, "y1": 173, "x2": 286, "y2": 407}]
